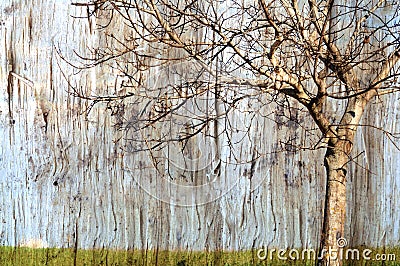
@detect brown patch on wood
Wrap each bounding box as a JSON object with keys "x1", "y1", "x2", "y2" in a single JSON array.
[{"x1": 344, "y1": 141, "x2": 353, "y2": 155}]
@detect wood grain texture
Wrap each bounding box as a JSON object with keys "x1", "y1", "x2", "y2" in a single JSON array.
[{"x1": 0, "y1": 0, "x2": 399, "y2": 251}]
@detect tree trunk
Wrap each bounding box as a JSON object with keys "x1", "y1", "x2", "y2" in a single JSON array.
[
  {"x1": 316, "y1": 92, "x2": 372, "y2": 265},
  {"x1": 319, "y1": 140, "x2": 351, "y2": 266}
]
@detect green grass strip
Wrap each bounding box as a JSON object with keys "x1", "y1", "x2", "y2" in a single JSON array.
[{"x1": 0, "y1": 246, "x2": 398, "y2": 265}]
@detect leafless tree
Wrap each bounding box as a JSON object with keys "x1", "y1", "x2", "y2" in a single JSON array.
[{"x1": 64, "y1": 0, "x2": 400, "y2": 265}]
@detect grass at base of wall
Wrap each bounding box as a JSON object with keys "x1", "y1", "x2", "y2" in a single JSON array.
[{"x1": 0, "y1": 246, "x2": 399, "y2": 266}]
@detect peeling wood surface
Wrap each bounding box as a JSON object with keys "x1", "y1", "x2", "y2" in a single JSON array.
[{"x1": 0, "y1": 0, "x2": 399, "y2": 251}]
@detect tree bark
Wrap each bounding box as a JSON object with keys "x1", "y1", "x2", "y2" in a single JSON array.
[
  {"x1": 317, "y1": 92, "x2": 372, "y2": 265},
  {"x1": 319, "y1": 140, "x2": 350, "y2": 266}
]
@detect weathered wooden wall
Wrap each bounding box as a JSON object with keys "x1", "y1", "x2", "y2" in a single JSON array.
[{"x1": 0, "y1": 0, "x2": 399, "y2": 251}]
